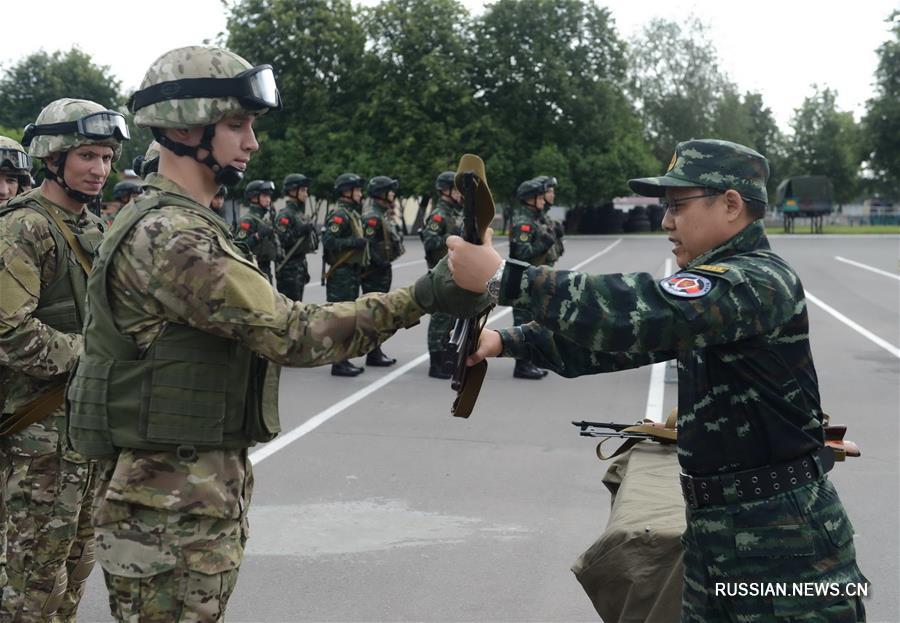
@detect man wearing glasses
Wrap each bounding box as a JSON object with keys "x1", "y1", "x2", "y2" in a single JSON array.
[
  {"x1": 0, "y1": 99, "x2": 128, "y2": 621},
  {"x1": 446, "y1": 139, "x2": 868, "y2": 621}
]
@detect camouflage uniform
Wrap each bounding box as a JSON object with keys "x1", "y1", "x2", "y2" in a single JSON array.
[
  {"x1": 236, "y1": 204, "x2": 279, "y2": 283},
  {"x1": 361, "y1": 199, "x2": 404, "y2": 295},
  {"x1": 274, "y1": 198, "x2": 317, "y2": 301},
  {"x1": 420, "y1": 197, "x2": 463, "y2": 355},
  {"x1": 494, "y1": 140, "x2": 867, "y2": 621},
  {"x1": 323, "y1": 197, "x2": 368, "y2": 303},
  {"x1": 1, "y1": 97, "x2": 126, "y2": 622}
]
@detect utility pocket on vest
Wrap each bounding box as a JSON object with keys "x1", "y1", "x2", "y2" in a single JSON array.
[
  {"x1": 144, "y1": 343, "x2": 228, "y2": 445},
  {"x1": 244, "y1": 358, "x2": 281, "y2": 443},
  {"x1": 66, "y1": 358, "x2": 116, "y2": 458}
]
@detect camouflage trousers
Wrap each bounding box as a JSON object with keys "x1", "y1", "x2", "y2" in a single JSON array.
[
  {"x1": 326, "y1": 264, "x2": 361, "y2": 303},
  {"x1": 276, "y1": 256, "x2": 310, "y2": 302},
  {"x1": 681, "y1": 477, "x2": 868, "y2": 622},
  {"x1": 0, "y1": 414, "x2": 96, "y2": 623},
  {"x1": 427, "y1": 312, "x2": 454, "y2": 353},
  {"x1": 93, "y1": 463, "x2": 250, "y2": 623},
  {"x1": 361, "y1": 264, "x2": 392, "y2": 294}
]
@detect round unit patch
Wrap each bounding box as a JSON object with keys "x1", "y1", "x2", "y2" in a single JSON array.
[{"x1": 659, "y1": 272, "x2": 712, "y2": 298}]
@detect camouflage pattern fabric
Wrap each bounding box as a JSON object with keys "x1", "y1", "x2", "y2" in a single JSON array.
[
  {"x1": 508, "y1": 205, "x2": 557, "y2": 267},
  {"x1": 326, "y1": 264, "x2": 360, "y2": 303},
  {"x1": 495, "y1": 219, "x2": 868, "y2": 619},
  {"x1": 361, "y1": 201, "x2": 402, "y2": 295},
  {"x1": 235, "y1": 205, "x2": 278, "y2": 283},
  {"x1": 323, "y1": 199, "x2": 367, "y2": 302},
  {"x1": 274, "y1": 199, "x2": 316, "y2": 301},
  {"x1": 420, "y1": 198, "x2": 463, "y2": 269},
  {"x1": 361, "y1": 266, "x2": 391, "y2": 295},
  {"x1": 92, "y1": 173, "x2": 426, "y2": 620},
  {"x1": 0, "y1": 193, "x2": 100, "y2": 621},
  {"x1": 27, "y1": 98, "x2": 123, "y2": 161},
  {"x1": 427, "y1": 312, "x2": 454, "y2": 354},
  {"x1": 682, "y1": 478, "x2": 866, "y2": 621}
]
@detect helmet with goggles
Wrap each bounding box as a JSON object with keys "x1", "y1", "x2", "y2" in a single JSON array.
[
  {"x1": 367, "y1": 175, "x2": 398, "y2": 199},
  {"x1": 0, "y1": 136, "x2": 31, "y2": 175},
  {"x1": 128, "y1": 46, "x2": 282, "y2": 187},
  {"x1": 334, "y1": 173, "x2": 364, "y2": 194},
  {"x1": 282, "y1": 173, "x2": 311, "y2": 194},
  {"x1": 516, "y1": 178, "x2": 545, "y2": 202},
  {"x1": 244, "y1": 179, "x2": 275, "y2": 202}
]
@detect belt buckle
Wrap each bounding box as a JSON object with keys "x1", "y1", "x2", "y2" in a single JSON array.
[{"x1": 680, "y1": 472, "x2": 698, "y2": 508}]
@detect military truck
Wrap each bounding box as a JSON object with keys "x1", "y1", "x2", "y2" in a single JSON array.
[{"x1": 775, "y1": 175, "x2": 834, "y2": 233}]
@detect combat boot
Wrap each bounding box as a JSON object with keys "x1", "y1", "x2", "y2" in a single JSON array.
[
  {"x1": 366, "y1": 346, "x2": 397, "y2": 367},
  {"x1": 332, "y1": 360, "x2": 364, "y2": 377},
  {"x1": 428, "y1": 351, "x2": 451, "y2": 379},
  {"x1": 513, "y1": 360, "x2": 547, "y2": 380}
]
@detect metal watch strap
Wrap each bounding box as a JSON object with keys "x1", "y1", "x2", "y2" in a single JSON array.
[{"x1": 485, "y1": 261, "x2": 505, "y2": 305}]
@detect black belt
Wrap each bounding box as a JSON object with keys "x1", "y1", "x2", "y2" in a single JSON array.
[{"x1": 680, "y1": 446, "x2": 835, "y2": 509}]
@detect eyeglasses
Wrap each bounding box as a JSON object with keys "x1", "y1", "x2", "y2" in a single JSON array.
[
  {"x1": 660, "y1": 190, "x2": 722, "y2": 212},
  {"x1": 22, "y1": 111, "x2": 131, "y2": 146},
  {"x1": 129, "y1": 65, "x2": 282, "y2": 114}
]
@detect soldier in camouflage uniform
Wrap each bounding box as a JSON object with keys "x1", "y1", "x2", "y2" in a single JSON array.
[
  {"x1": 0, "y1": 98, "x2": 129, "y2": 622},
  {"x1": 420, "y1": 171, "x2": 464, "y2": 378},
  {"x1": 323, "y1": 173, "x2": 369, "y2": 377},
  {"x1": 534, "y1": 175, "x2": 564, "y2": 261},
  {"x1": 132, "y1": 141, "x2": 160, "y2": 179},
  {"x1": 237, "y1": 179, "x2": 279, "y2": 282},
  {"x1": 448, "y1": 139, "x2": 869, "y2": 622},
  {"x1": 274, "y1": 173, "x2": 317, "y2": 302},
  {"x1": 361, "y1": 176, "x2": 406, "y2": 367},
  {"x1": 507, "y1": 178, "x2": 557, "y2": 380},
  {"x1": 209, "y1": 184, "x2": 228, "y2": 220},
  {"x1": 0, "y1": 137, "x2": 31, "y2": 202},
  {"x1": 65, "y1": 46, "x2": 488, "y2": 623},
  {"x1": 105, "y1": 180, "x2": 143, "y2": 227}
]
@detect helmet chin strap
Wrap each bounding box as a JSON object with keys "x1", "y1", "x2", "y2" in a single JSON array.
[
  {"x1": 42, "y1": 152, "x2": 100, "y2": 205},
  {"x1": 151, "y1": 125, "x2": 244, "y2": 187}
]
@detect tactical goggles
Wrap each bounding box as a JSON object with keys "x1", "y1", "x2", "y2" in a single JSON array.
[
  {"x1": 129, "y1": 65, "x2": 282, "y2": 113},
  {"x1": 22, "y1": 111, "x2": 131, "y2": 146},
  {"x1": 0, "y1": 148, "x2": 31, "y2": 172}
]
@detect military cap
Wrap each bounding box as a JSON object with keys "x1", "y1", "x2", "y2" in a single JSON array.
[
  {"x1": 334, "y1": 172, "x2": 364, "y2": 193},
  {"x1": 435, "y1": 171, "x2": 456, "y2": 191},
  {"x1": 283, "y1": 173, "x2": 311, "y2": 193},
  {"x1": 629, "y1": 139, "x2": 769, "y2": 204},
  {"x1": 516, "y1": 178, "x2": 545, "y2": 201},
  {"x1": 368, "y1": 175, "x2": 399, "y2": 199},
  {"x1": 112, "y1": 180, "x2": 143, "y2": 201}
]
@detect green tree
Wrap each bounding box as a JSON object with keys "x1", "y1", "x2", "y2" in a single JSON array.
[
  {"x1": 786, "y1": 87, "x2": 862, "y2": 204},
  {"x1": 0, "y1": 48, "x2": 122, "y2": 129},
  {"x1": 862, "y1": 10, "x2": 900, "y2": 197}
]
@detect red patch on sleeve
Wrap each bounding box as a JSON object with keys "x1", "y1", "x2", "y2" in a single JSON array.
[
  {"x1": 368, "y1": 218, "x2": 378, "y2": 226},
  {"x1": 432, "y1": 214, "x2": 443, "y2": 222},
  {"x1": 279, "y1": 217, "x2": 290, "y2": 225},
  {"x1": 333, "y1": 216, "x2": 344, "y2": 224},
  {"x1": 240, "y1": 221, "x2": 251, "y2": 230},
  {"x1": 519, "y1": 224, "x2": 531, "y2": 232}
]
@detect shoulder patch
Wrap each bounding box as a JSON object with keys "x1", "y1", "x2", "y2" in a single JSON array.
[
  {"x1": 368, "y1": 218, "x2": 378, "y2": 226},
  {"x1": 332, "y1": 215, "x2": 344, "y2": 224},
  {"x1": 519, "y1": 224, "x2": 531, "y2": 232},
  {"x1": 694, "y1": 264, "x2": 729, "y2": 274},
  {"x1": 279, "y1": 217, "x2": 290, "y2": 225},
  {"x1": 240, "y1": 221, "x2": 251, "y2": 230},
  {"x1": 432, "y1": 214, "x2": 443, "y2": 222},
  {"x1": 659, "y1": 273, "x2": 712, "y2": 298}
]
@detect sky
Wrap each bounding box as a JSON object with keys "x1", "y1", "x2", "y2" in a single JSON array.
[{"x1": 5, "y1": 0, "x2": 896, "y2": 132}]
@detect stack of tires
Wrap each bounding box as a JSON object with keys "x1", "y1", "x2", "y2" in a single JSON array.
[
  {"x1": 647, "y1": 204, "x2": 665, "y2": 231},
  {"x1": 624, "y1": 206, "x2": 651, "y2": 233},
  {"x1": 595, "y1": 204, "x2": 624, "y2": 234}
]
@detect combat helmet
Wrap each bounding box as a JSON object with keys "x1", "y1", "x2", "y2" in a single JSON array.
[
  {"x1": 112, "y1": 180, "x2": 143, "y2": 202},
  {"x1": 334, "y1": 173, "x2": 364, "y2": 195},
  {"x1": 367, "y1": 175, "x2": 399, "y2": 200},
  {"x1": 22, "y1": 98, "x2": 130, "y2": 204},
  {"x1": 0, "y1": 136, "x2": 32, "y2": 188},
  {"x1": 435, "y1": 171, "x2": 456, "y2": 192},
  {"x1": 132, "y1": 141, "x2": 161, "y2": 178},
  {"x1": 516, "y1": 178, "x2": 545, "y2": 202},
  {"x1": 244, "y1": 179, "x2": 275, "y2": 203},
  {"x1": 128, "y1": 46, "x2": 282, "y2": 186},
  {"x1": 282, "y1": 173, "x2": 311, "y2": 195}
]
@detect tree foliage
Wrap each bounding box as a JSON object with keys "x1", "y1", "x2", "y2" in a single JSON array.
[{"x1": 862, "y1": 10, "x2": 900, "y2": 197}]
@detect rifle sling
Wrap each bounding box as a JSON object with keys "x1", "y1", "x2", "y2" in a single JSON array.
[
  {"x1": 324, "y1": 249, "x2": 357, "y2": 282},
  {"x1": 595, "y1": 422, "x2": 677, "y2": 461},
  {"x1": 0, "y1": 383, "x2": 66, "y2": 436}
]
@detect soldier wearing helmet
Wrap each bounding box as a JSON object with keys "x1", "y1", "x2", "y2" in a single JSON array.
[
  {"x1": 210, "y1": 184, "x2": 228, "y2": 219},
  {"x1": 534, "y1": 175, "x2": 565, "y2": 261},
  {"x1": 132, "y1": 141, "x2": 160, "y2": 179},
  {"x1": 0, "y1": 136, "x2": 32, "y2": 202},
  {"x1": 322, "y1": 173, "x2": 369, "y2": 376},
  {"x1": 0, "y1": 98, "x2": 128, "y2": 621},
  {"x1": 420, "y1": 171, "x2": 465, "y2": 378},
  {"x1": 274, "y1": 173, "x2": 317, "y2": 302},
  {"x1": 505, "y1": 178, "x2": 556, "y2": 379},
  {"x1": 360, "y1": 176, "x2": 406, "y2": 367},
  {"x1": 104, "y1": 180, "x2": 144, "y2": 227},
  {"x1": 66, "y1": 46, "x2": 489, "y2": 621},
  {"x1": 237, "y1": 179, "x2": 279, "y2": 282}
]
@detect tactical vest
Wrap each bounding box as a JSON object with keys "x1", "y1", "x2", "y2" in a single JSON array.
[
  {"x1": 325, "y1": 203, "x2": 368, "y2": 266},
  {"x1": 66, "y1": 192, "x2": 281, "y2": 459}
]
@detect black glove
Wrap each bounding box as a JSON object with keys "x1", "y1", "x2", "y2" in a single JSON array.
[
  {"x1": 350, "y1": 238, "x2": 367, "y2": 249},
  {"x1": 413, "y1": 257, "x2": 491, "y2": 317}
]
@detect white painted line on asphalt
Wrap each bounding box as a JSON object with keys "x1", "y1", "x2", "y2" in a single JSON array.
[
  {"x1": 805, "y1": 290, "x2": 900, "y2": 359},
  {"x1": 644, "y1": 258, "x2": 673, "y2": 423},
  {"x1": 834, "y1": 256, "x2": 900, "y2": 281},
  {"x1": 251, "y1": 238, "x2": 624, "y2": 466}
]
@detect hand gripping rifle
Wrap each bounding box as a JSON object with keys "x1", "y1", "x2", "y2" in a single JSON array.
[{"x1": 448, "y1": 154, "x2": 495, "y2": 418}]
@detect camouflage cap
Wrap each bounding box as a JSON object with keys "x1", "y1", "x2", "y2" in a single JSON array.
[
  {"x1": 27, "y1": 98, "x2": 124, "y2": 160},
  {"x1": 629, "y1": 139, "x2": 769, "y2": 204},
  {"x1": 133, "y1": 46, "x2": 258, "y2": 128}
]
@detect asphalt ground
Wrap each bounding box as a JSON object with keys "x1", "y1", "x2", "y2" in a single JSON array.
[{"x1": 78, "y1": 233, "x2": 900, "y2": 622}]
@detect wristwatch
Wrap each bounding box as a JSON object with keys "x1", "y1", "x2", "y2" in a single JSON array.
[{"x1": 486, "y1": 261, "x2": 505, "y2": 306}]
